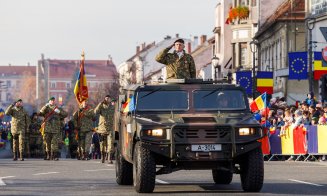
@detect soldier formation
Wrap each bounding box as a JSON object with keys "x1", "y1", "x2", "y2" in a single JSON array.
[{"x1": 5, "y1": 95, "x2": 116, "y2": 164}]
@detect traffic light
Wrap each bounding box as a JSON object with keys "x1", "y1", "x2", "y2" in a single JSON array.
[{"x1": 319, "y1": 74, "x2": 327, "y2": 102}]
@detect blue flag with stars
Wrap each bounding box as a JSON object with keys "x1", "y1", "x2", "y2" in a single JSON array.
[
  {"x1": 236, "y1": 71, "x2": 252, "y2": 95},
  {"x1": 288, "y1": 52, "x2": 307, "y2": 80}
]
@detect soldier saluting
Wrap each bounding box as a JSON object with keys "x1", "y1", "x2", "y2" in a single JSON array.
[
  {"x1": 39, "y1": 97, "x2": 67, "y2": 160},
  {"x1": 94, "y1": 95, "x2": 115, "y2": 164},
  {"x1": 5, "y1": 99, "x2": 30, "y2": 161},
  {"x1": 155, "y1": 38, "x2": 196, "y2": 79}
]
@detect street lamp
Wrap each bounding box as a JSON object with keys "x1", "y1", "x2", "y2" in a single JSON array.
[
  {"x1": 306, "y1": 16, "x2": 316, "y2": 94},
  {"x1": 211, "y1": 55, "x2": 220, "y2": 80},
  {"x1": 250, "y1": 39, "x2": 259, "y2": 98}
]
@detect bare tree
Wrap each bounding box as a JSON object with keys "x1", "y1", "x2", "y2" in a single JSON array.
[{"x1": 13, "y1": 71, "x2": 37, "y2": 107}]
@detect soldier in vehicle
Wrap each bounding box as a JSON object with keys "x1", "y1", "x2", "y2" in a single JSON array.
[
  {"x1": 73, "y1": 99, "x2": 95, "y2": 160},
  {"x1": 217, "y1": 92, "x2": 229, "y2": 108},
  {"x1": 39, "y1": 97, "x2": 68, "y2": 161},
  {"x1": 94, "y1": 95, "x2": 115, "y2": 164},
  {"x1": 5, "y1": 99, "x2": 30, "y2": 161},
  {"x1": 155, "y1": 38, "x2": 196, "y2": 79}
]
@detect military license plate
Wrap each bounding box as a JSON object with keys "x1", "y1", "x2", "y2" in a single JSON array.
[{"x1": 191, "y1": 144, "x2": 221, "y2": 152}]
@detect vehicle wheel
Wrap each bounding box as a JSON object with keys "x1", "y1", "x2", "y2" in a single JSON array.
[
  {"x1": 212, "y1": 169, "x2": 233, "y2": 184},
  {"x1": 115, "y1": 146, "x2": 133, "y2": 185},
  {"x1": 240, "y1": 147, "x2": 264, "y2": 192},
  {"x1": 133, "y1": 141, "x2": 156, "y2": 193}
]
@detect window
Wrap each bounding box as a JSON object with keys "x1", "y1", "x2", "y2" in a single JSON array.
[
  {"x1": 66, "y1": 82, "x2": 71, "y2": 89},
  {"x1": 193, "y1": 90, "x2": 246, "y2": 110},
  {"x1": 6, "y1": 81, "x2": 11, "y2": 88},
  {"x1": 16, "y1": 81, "x2": 21, "y2": 89},
  {"x1": 137, "y1": 90, "x2": 188, "y2": 111},
  {"x1": 50, "y1": 82, "x2": 56, "y2": 88},
  {"x1": 240, "y1": 43, "x2": 247, "y2": 67},
  {"x1": 251, "y1": 0, "x2": 256, "y2": 6}
]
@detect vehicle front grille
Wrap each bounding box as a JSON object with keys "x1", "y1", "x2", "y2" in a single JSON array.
[{"x1": 173, "y1": 126, "x2": 231, "y2": 143}]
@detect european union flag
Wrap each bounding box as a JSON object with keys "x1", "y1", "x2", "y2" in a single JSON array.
[
  {"x1": 288, "y1": 52, "x2": 307, "y2": 80},
  {"x1": 236, "y1": 71, "x2": 252, "y2": 95}
]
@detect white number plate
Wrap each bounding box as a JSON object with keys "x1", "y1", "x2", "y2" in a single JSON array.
[{"x1": 191, "y1": 144, "x2": 221, "y2": 152}]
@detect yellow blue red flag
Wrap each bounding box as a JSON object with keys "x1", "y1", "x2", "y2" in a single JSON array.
[
  {"x1": 74, "y1": 51, "x2": 88, "y2": 105},
  {"x1": 250, "y1": 92, "x2": 266, "y2": 112}
]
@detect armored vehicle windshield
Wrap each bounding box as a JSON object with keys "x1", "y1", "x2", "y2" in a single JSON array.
[
  {"x1": 193, "y1": 89, "x2": 247, "y2": 110},
  {"x1": 137, "y1": 90, "x2": 188, "y2": 111}
]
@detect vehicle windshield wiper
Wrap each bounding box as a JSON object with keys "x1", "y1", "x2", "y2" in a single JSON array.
[
  {"x1": 201, "y1": 89, "x2": 221, "y2": 99},
  {"x1": 140, "y1": 88, "x2": 162, "y2": 99}
]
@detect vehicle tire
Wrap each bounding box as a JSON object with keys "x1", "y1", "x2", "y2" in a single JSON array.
[
  {"x1": 115, "y1": 146, "x2": 133, "y2": 185},
  {"x1": 240, "y1": 147, "x2": 264, "y2": 192},
  {"x1": 212, "y1": 169, "x2": 233, "y2": 184},
  {"x1": 133, "y1": 141, "x2": 156, "y2": 193}
]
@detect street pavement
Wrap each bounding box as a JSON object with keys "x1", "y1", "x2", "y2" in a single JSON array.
[{"x1": 1, "y1": 158, "x2": 327, "y2": 195}]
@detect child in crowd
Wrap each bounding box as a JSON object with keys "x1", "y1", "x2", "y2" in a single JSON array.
[
  {"x1": 302, "y1": 110, "x2": 311, "y2": 125},
  {"x1": 279, "y1": 109, "x2": 293, "y2": 137}
]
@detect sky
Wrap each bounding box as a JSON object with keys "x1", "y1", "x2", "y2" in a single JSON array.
[{"x1": 0, "y1": 0, "x2": 218, "y2": 67}]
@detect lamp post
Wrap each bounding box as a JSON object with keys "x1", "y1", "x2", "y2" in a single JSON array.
[
  {"x1": 250, "y1": 39, "x2": 258, "y2": 98},
  {"x1": 211, "y1": 55, "x2": 220, "y2": 80},
  {"x1": 306, "y1": 16, "x2": 316, "y2": 94}
]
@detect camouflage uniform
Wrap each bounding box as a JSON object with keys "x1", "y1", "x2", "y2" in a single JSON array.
[
  {"x1": 155, "y1": 48, "x2": 196, "y2": 79},
  {"x1": 94, "y1": 101, "x2": 115, "y2": 163},
  {"x1": 29, "y1": 117, "x2": 42, "y2": 158},
  {"x1": 39, "y1": 104, "x2": 67, "y2": 160},
  {"x1": 5, "y1": 104, "x2": 30, "y2": 161},
  {"x1": 73, "y1": 106, "x2": 95, "y2": 160}
]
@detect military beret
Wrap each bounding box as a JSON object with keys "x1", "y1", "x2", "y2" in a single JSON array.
[
  {"x1": 49, "y1": 97, "x2": 55, "y2": 101},
  {"x1": 16, "y1": 99, "x2": 22, "y2": 102},
  {"x1": 174, "y1": 39, "x2": 184, "y2": 44}
]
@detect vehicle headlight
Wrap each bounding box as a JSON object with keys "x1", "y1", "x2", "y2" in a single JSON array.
[
  {"x1": 239, "y1": 128, "x2": 255, "y2": 136},
  {"x1": 152, "y1": 129, "x2": 163, "y2": 136},
  {"x1": 144, "y1": 129, "x2": 164, "y2": 137}
]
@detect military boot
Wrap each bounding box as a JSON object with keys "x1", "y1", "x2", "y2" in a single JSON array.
[
  {"x1": 19, "y1": 152, "x2": 24, "y2": 161},
  {"x1": 108, "y1": 153, "x2": 113, "y2": 164},
  {"x1": 53, "y1": 152, "x2": 59, "y2": 161},
  {"x1": 13, "y1": 152, "x2": 17, "y2": 161},
  {"x1": 84, "y1": 153, "x2": 90, "y2": 161},
  {"x1": 101, "y1": 152, "x2": 105, "y2": 163},
  {"x1": 45, "y1": 152, "x2": 50, "y2": 160}
]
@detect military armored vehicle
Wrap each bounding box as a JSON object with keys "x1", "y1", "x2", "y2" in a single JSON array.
[{"x1": 115, "y1": 79, "x2": 264, "y2": 193}]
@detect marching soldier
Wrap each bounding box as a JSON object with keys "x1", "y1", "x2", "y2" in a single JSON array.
[
  {"x1": 29, "y1": 112, "x2": 42, "y2": 158},
  {"x1": 73, "y1": 100, "x2": 95, "y2": 160},
  {"x1": 155, "y1": 38, "x2": 196, "y2": 79},
  {"x1": 39, "y1": 97, "x2": 67, "y2": 161},
  {"x1": 94, "y1": 95, "x2": 115, "y2": 164},
  {"x1": 5, "y1": 99, "x2": 30, "y2": 161}
]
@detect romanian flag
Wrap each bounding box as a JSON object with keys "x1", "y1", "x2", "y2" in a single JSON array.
[
  {"x1": 250, "y1": 92, "x2": 266, "y2": 112},
  {"x1": 74, "y1": 51, "x2": 88, "y2": 105},
  {"x1": 256, "y1": 71, "x2": 273, "y2": 95},
  {"x1": 123, "y1": 95, "x2": 135, "y2": 113},
  {"x1": 0, "y1": 108, "x2": 4, "y2": 119},
  {"x1": 313, "y1": 51, "x2": 327, "y2": 80}
]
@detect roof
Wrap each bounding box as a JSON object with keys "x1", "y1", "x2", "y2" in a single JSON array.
[
  {"x1": 0, "y1": 65, "x2": 36, "y2": 77},
  {"x1": 126, "y1": 42, "x2": 156, "y2": 62},
  {"x1": 256, "y1": 0, "x2": 305, "y2": 37},
  {"x1": 41, "y1": 59, "x2": 118, "y2": 79}
]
